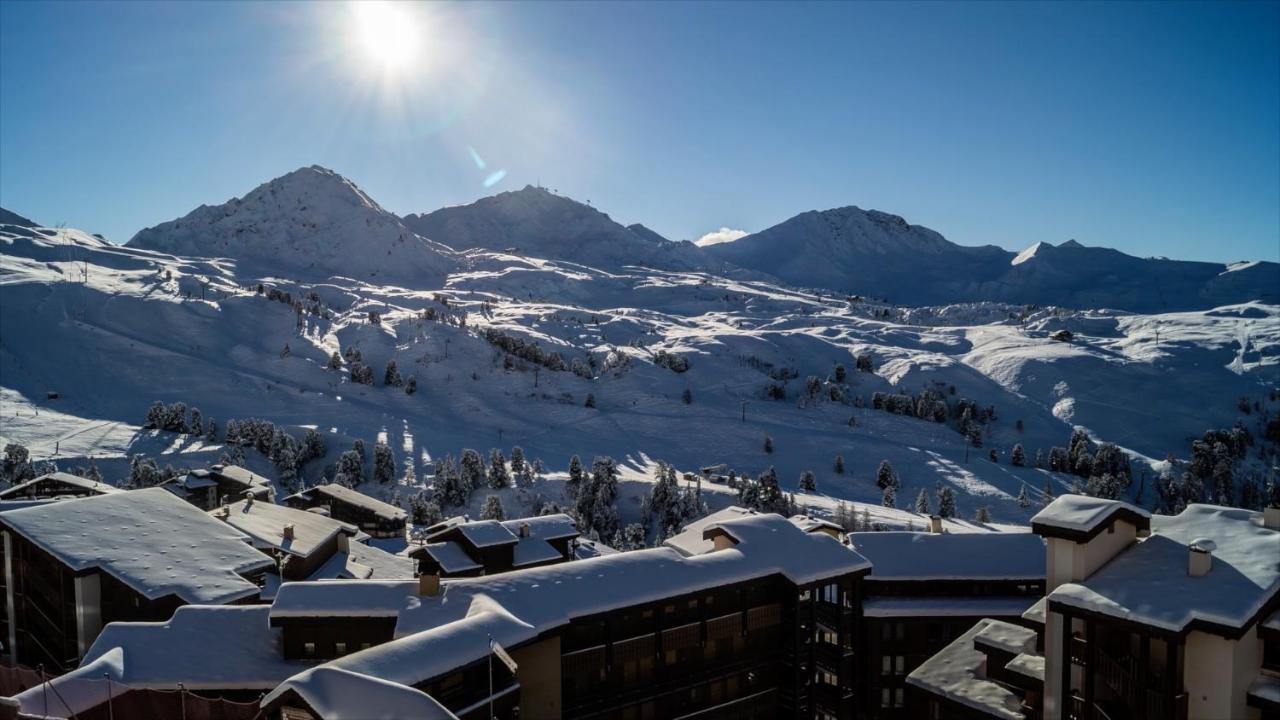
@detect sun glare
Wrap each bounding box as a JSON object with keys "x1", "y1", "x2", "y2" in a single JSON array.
[{"x1": 352, "y1": 1, "x2": 420, "y2": 72}]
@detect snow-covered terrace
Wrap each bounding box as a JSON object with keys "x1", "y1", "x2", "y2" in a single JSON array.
[
  {"x1": 862, "y1": 596, "x2": 1039, "y2": 619},
  {"x1": 905, "y1": 618, "x2": 1030, "y2": 720},
  {"x1": 262, "y1": 666, "x2": 459, "y2": 720},
  {"x1": 1048, "y1": 504, "x2": 1280, "y2": 633},
  {"x1": 0, "y1": 487, "x2": 272, "y2": 604},
  {"x1": 422, "y1": 541, "x2": 483, "y2": 574}
]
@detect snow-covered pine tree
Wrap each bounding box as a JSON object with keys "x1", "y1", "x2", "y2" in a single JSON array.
[
  {"x1": 401, "y1": 458, "x2": 416, "y2": 486},
  {"x1": 914, "y1": 488, "x2": 930, "y2": 514},
  {"x1": 460, "y1": 449, "x2": 485, "y2": 494},
  {"x1": 624, "y1": 522, "x2": 646, "y2": 550},
  {"x1": 756, "y1": 466, "x2": 784, "y2": 513},
  {"x1": 510, "y1": 447, "x2": 525, "y2": 476},
  {"x1": 875, "y1": 460, "x2": 898, "y2": 490},
  {"x1": 1017, "y1": 484, "x2": 1030, "y2": 507},
  {"x1": 281, "y1": 343, "x2": 291, "y2": 358},
  {"x1": 859, "y1": 508, "x2": 872, "y2": 531},
  {"x1": 682, "y1": 388, "x2": 693, "y2": 404},
  {"x1": 566, "y1": 455, "x2": 584, "y2": 500},
  {"x1": 881, "y1": 485, "x2": 896, "y2": 508},
  {"x1": 764, "y1": 435, "x2": 774, "y2": 454},
  {"x1": 327, "y1": 352, "x2": 343, "y2": 370},
  {"x1": 436, "y1": 455, "x2": 465, "y2": 507},
  {"x1": 798, "y1": 470, "x2": 817, "y2": 492},
  {"x1": 373, "y1": 443, "x2": 395, "y2": 484},
  {"x1": 335, "y1": 450, "x2": 365, "y2": 487},
  {"x1": 384, "y1": 360, "x2": 403, "y2": 387},
  {"x1": 84, "y1": 459, "x2": 103, "y2": 484},
  {"x1": 481, "y1": 494, "x2": 506, "y2": 521},
  {"x1": 834, "y1": 455, "x2": 845, "y2": 474},
  {"x1": 278, "y1": 447, "x2": 300, "y2": 492},
  {"x1": 404, "y1": 376, "x2": 417, "y2": 395},
  {"x1": 127, "y1": 455, "x2": 161, "y2": 489},
  {"x1": 937, "y1": 485, "x2": 957, "y2": 518},
  {"x1": 1, "y1": 443, "x2": 35, "y2": 486},
  {"x1": 487, "y1": 448, "x2": 510, "y2": 489},
  {"x1": 834, "y1": 364, "x2": 847, "y2": 383},
  {"x1": 584, "y1": 393, "x2": 596, "y2": 408},
  {"x1": 303, "y1": 429, "x2": 325, "y2": 464},
  {"x1": 973, "y1": 506, "x2": 992, "y2": 523},
  {"x1": 1035, "y1": 448, "x2": 1045, "y2": 469},
  {"x1": 145, "y1": 401, "x2": 166, "y2": 429},
  {"x1": 189, "y1": 408, "x2": 203, "y2": 438},
  {"x1": 1011, "y1": 444, "x2": 1025, "y2": 467},
  {"x1": 205, "y1": 417, "x2": 217, "y2": 443}
]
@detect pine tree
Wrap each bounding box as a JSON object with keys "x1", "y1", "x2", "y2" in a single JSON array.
[
  {"x1": 404, "y1": 376, "x2": 417, "y2": 395},
  {"x1": 584, "y1": 393, "x2": 596, "y2": 408},
  {"x1": 1011, "y1": 444, "x2": 1025, "y2": 467},
  {"x1": 84, "y1": 459, "x2": 104, "y2": 484},
  {"x1": 303, "y1": 429, "x2": 325, "y2": 464},
  {"x1": 487, "y1": 448, "x2": 510, "y2": 489},
  {"x1": 481, "y1": 494, "x2": 506, "y2": 521},
  {"x1": 373, "y1": 443, "x2": 395, "y2": 484},
  {"x1": 510, "y1": 447, "x2": 525, "y2": 476},
  {"x1": 881, "y1": 485, "x2": 896, "y2": 508},
  {"x1": 624, "y1": 522, "x2": 646, "y2": 550},
  {"x1": 335, "y1": 450, "x2": 365, "y2": 487},
  {"x1": 401, "y1": 458, "x2": 416, "y2": 487},
  {"x1": 937, "y1": 485, "x2": 957, "y2": 518},
  {"x1": 798, "y1": 470, "x2": 817, "y2": 493},
  {"x1": 2, "y1": 443, "x2": 35, "y2": 486},
  {"x1": 145, "y1": 401, "x2": 166, "y2": 429},
  {"x1": 353, "y1": 439, "x2": 366, "y2": 462},
  {"x1": 205, "y1": 418, "x2": 218, "y2": 443},
  {"x1": 914, "y1": 488, "x2": 930, "y2": 514},
  {"x1": 278, "y1": 447, "x2": 300, "y2": 492},
  {"x1": 384, "y1": 360, "x2": 403, "y2": 387},
  {"x1": 127, "y1": 455, "x2": 160, "y2": 489},
  {"x1": 1017, "y1": 484, "x2": 1031, "y2": 507},
  {"x1": 756, "y1": 466, "x2": 784, "y2": 513},
  {"x1": 834, "y1": 455, "x2": 845, "y2": 474},
  {"x1": 974, "y1": 506, "x2": 992, "y2": 523},
  {"x1": 189, "y1": 408, "x2": 203, "y2": 437},
  {"x1": 438, "y1": 454, "x2": 467, "y2": 507},
  {"x1": 409, "y1": 492, "x2": 442, "y2": 526},
  {"x1": 876, "y1": 460, "x2": 899, "y2": 490},
  {"x1": 566, "y1": 455, "x2": 585, "y2": 499},
  {"x1": 281, "y1": 343, "x2": 291, "y2": 358},
  {"x1": 834, "y1": 364, "x2": 847, "y2": 383},
  {"x1": 764, "y1": 435, "x2": 774, "y2": 454},
  {"x1": 460, "y1": 449, "x2": 485, "y2": 494},
  {"x1": 327, "y1": 352, "x2": 343, "y2": 370}
]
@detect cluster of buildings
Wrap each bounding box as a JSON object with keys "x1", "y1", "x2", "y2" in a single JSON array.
[{"x1": 0, "y1": 467, "x2": 1276, "y2": 720}]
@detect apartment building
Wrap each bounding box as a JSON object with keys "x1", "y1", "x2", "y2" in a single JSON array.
[{"x1": 284, "y1": 483, "x2": 408, "y2": 539}]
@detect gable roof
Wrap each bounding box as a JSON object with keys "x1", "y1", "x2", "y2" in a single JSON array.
[
  {"x1": 850, "y1": 531, "x2": 1044, "y2": 581},
  {"x1": 0, "y1": 488, "x2": 271, "y2": 604},
  {"x1": 0, "y1": 471, "x2": 120, "y2": 499},
  {"x1": 1031, "y1": 494, "x2": 1151, "y2": 542},
  {"x1": 214, "y1": 499, "x2": 357, "y2": 559},
  {"x1": 263, "y1": 666, "x2": 458, "y2": 720},
  {"x1": 290, "y1": 484, "x2": 407, "y2": 522}
]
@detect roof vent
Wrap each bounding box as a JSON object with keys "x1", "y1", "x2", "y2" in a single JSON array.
[
  {"x1": 519, "y1": 523, "x2": 531, "y2": 538},
  {"x1": 216, "y1": 503, "x2": 230, "y2": 519},
  {"x1": 282, "y1": 523, "x2": 295, "y2": 541},
  {"x1": 1264, "y1": 505, "x2": 1280, "y2": 532},
  {"x1": 1188, "y1": 538, "x2": 1216, "y2": 577},
  {"x1": 929, "y1": 515, "x2": 943, "y2": 534}
]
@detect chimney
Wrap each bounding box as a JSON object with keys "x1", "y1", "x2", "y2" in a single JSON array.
[
  {"x1": 1264, "y1": 505, "x2": 1280, "y2": 532},
  {"x1": 243, "y1": 490, "x2": 255, "y2": 507},
  {"x1": 336, "y1": 532, "x2": 350, "y2": 553},
  {"x1": 216, "y1": 503, "x2": 230, "y2": 519},
  {"x1": 929, "y1": 515, "x2": 943, "y2": 534},
  {"x1": 1188, "y1": 538, "x2": 1216, "y2": 578},
  {"x1": 519, "y1": 523, "x2": 531, "y2": 538},
  {"x1": 418, "y1": 572, "x2": 441, "y2": 597},
  {"x1": 282, "y1": 523, "x2": 295, "y2": 541}
]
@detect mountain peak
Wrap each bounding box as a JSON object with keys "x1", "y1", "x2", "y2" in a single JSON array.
[{"x1": 1059, "y1": 239, "x2": 1085, "y2": 249}]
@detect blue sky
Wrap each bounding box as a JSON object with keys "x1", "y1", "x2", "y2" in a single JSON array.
[{"x1": 1, "y1": 1, "x2": 1276, "y2": 262}]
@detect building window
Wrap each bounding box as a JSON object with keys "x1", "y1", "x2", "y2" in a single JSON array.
[
  {"x1": 335, "y1": 642, "x2": 346, "y2": 655},
  {"x1": 881, "y1": 688, "x2": 892, "y2": 708},
  {"x1": 360, "y1": 643, "x2": 370, "y2": 650},
  {"x1": 894, "y1": 688, "x2": 905, "y2": 707},
  {"x1": 303, "y1": 642, "x2": 316, "y2": 657},
  {"x1": 896, "y1": 656, "x2": 905, "y2": 674},
  {"x1": 816, "y1": 669, "x2": 839, "y2": 687}
]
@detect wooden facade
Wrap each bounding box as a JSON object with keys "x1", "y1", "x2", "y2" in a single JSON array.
[{"x1": 283, "y1": 485, "x2": 406, "y2": 539}]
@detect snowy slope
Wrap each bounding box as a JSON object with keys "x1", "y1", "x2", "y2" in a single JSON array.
[
  {"x1": 709, "y1": 210, "x2": 1279, "y2": 312},
  {"x1": 0, "y1": 207, "x2": 38, "y2": 228},
  {"x1": 402, "y1": 185, "x2": 709, "y2": 272},
  {"x1": 127, "y1": 166, "x2": 456, "y2": 284},
  {"x1": 3, "y1": 168, "x2": 1277, "y2": 528}
]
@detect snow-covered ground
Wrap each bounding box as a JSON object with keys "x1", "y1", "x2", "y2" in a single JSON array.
[{"x1": 2, "y1": 168, "x2": 1276, "y2": 527}]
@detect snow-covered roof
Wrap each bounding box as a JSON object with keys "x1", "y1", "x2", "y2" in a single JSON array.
[
  {"x1": 210, "y1": 464, "x2": 273, "y2": 489},
  {"x1": 1021, "y1": 596, "x2": 1048, "y2": 627},
  {"x1": 0, "y1": 471, "x2": 121, "y2": 499},
  {"x1": 454, "y1": 520, "x2": 518, "y2": 548},
  {"x1": 1031, "y1": 494, "x2": 1150, "y2": 541},
  {"x1": 973, "y1": 619, "x2": 1037, "y2": 656},
  {"x1": 1249, "y1": 673, "x2": 1280, "y2": 710},
  {"x1": 512, "y1": 536, "x2": 564, "y2": 568},
  {"x1": 1005, "y1": 653, "x2": 1045, "y2": 686},
  {"x1": 905, "y1": 619, "x2": 1028, "y2": 720},
  {"x1": 308, "y1": 540, "x2": 417, "y2": 581},
  {"x1": 292, "y1": 484, "x2": 407, "y2": 522},
  {"x1": 273, "y1": 513, "x2": 867, "y2": 690},
  {"x1": 215, "y1": 498, "x2": 356, "y2": 559},
  {"x1": 851, "y1": 531, "x2": 1044, "y2": 580},
  {"x1": 862, "y1": 596, "x2": 1039, "y2": 619},
  {"x1": 272, "y1": 580, "x2": 418, "y2": 619},
  {"x1": 573, "y1": 537, "x2": 618, "y2": 559},
  {"x1": 12, "y1": 605, "x2": 310, "y2": 717},
  {"x1": 422, "y1": 541, "x2": 483, "y2": 574},
  {"x1": 663, "y1": 506, "x2": 756, "y2": 556},
  {"x1": 788, "y1": 514, "x2": 844, "y2": 534},
  {"x1": 500, "y1": 513, "x2": 579, "y2": 541},
  {"x1": 0, "y1": 487, "x2": 272, "y2": 604},
  {"x1": 1048, "y1": 504, "x2": 1280, "y2": 634},
  {"x1": 262, "y1": 666, "x2": 458, "y2": 720}
]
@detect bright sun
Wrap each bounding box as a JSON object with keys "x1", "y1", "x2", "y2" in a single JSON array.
[{"x1": 352, "y1": 1, "x2": 420, "y2": 72}]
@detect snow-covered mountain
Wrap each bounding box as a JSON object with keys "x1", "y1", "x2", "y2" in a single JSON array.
[
  {"x1": 708, "y1": 207, "x2": 1279, "y2": 312},
  {"x1": 0, "y1": 207, "x2": 38, "y2": 228},
  {"x1": 402, "y1": 185, "x2": 708, "y2": 271},
  {"x1": 4, "y1": 166, "x2": 1278, "y2": 529},
  {"x1": 127, "y1": 166, "x2": 456, "y2": 284}
]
